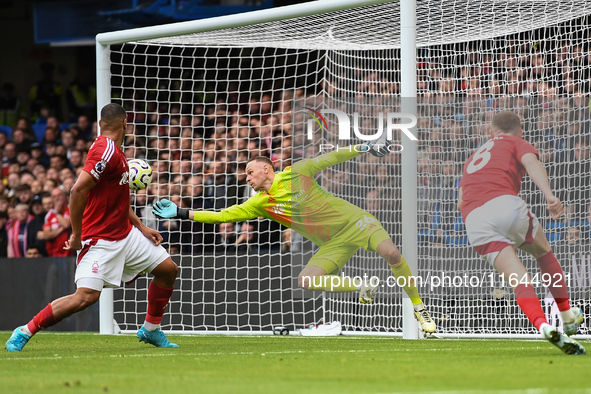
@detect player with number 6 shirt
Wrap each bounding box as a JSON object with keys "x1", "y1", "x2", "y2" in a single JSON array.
[{"x1": 458, "y1": 111, "x2": 585, "y2": 355}]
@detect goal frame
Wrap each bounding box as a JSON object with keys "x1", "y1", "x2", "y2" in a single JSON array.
[
  {"x1": 95, "y1": 0, "x2": 589, "y2": 339},
  {"x1": 95, "y1": 0, "x2": 420, "y2": 338}
]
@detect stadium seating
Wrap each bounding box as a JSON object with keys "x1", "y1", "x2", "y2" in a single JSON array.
[{"x1": 0, "y1": 125, "x2": 12, "y2": 138}]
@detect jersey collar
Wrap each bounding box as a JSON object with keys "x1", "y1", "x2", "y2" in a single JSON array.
[{"x1": 265, "y1": 173, "x2": 281, "y2": 195}]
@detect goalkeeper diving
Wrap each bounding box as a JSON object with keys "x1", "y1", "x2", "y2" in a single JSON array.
[{"x1": 153, "y1": 135, "x2": 436, "y2": 333}]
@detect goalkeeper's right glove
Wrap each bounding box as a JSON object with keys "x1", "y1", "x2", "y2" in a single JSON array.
[
  {"x1": 358, "y1": 132, "x2": 392, "y2": 157},
  {"x1": 152, "y1": 198, "x2": 190, "y2": 220}
]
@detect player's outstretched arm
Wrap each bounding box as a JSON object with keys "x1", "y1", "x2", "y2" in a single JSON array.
[
  {"x1": 521, "y1": 152, "x2": 563, "y2": 219},
  {"x1": 153, "y1": 198, "x2": 260, "y2": 224},
  {"x1": 358, "y1": 132, "x2": 393, "y2": 157},
  {"x1": 153, "y1": 199, "x2": 190, "y2": 220},
  {"x1": 294, "y1": 133, "x2": 393, "y2": 176}
]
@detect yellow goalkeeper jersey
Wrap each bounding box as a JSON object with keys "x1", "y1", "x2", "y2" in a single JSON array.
[{"x1": 192, "y1": 148, "x2": 368, "y2": 246}]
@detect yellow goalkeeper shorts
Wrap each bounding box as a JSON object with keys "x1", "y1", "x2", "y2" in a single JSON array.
[{"x1": 306, "y1": 212, "x2": 391, "y2": 275}]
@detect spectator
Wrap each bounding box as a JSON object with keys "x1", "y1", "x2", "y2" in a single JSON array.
[
  {"x1": 2, "y1": 141, "x2": 17, "y2": 173},
  {"x1": 62, "y1": 177, "x2": 76, "y2": 194},
  {"x1": 43, "y1": 178, "x2": 58, "y2": 193},
  {"x1": 25, "y1": 246, "x2": 43, "y2": 258},
  {"x1": 66, "y1": 67, "x2": 96, "y2": 122},
  {"x1": 235, "y1": 222, "x2": 258, "y2": 252},
  {"x1": 282, "y1": 228, "x2": 292, "y2": 252},
  {"x1": 59, "y1": 167, "x2": 76, "y2": 184},
  {"x1": 553, "y1": 139, "x2": 591, "y2": 221},
  {"x1": 0, "y1": 82, "x2": 26, "y2": 129},
  {"x1": 30, "y1": 179, "x2": 43, "y2": 196},
  {"x1": 12, "y1": 128, "x2": 31, "y2": 152},
  {"x1": 68, "y1": 149, "x2": 85, "y2": 170},
  {"x1": 0, "y1": 131, "x2": 8, "y2": 150},
  {"x1": 26, "y1": 194, "x2": 48, "y2": 256},
  {"x1": 184, "y1": 175, "x2": 204, "y2": 209},
  {"x1": 30, "y1": 142, "x2": 49, "y2": 167},
  {"x1": 76, "y1": 114, "x2": 93, "y2": 140},
  {"x1": 42, "y1": 187, "x2": 72, "y2": 257},
  {"x1": 7, "y1": 204, "x2": 34, "y2": 257},
  {"x1": 14, "y1": 184, "x2": 32, "y2": 205},
  {"x1": 0, "y1": 196, "x2": 9, "y2": 212},
  {"x1": 0, "y1": 210, "x2": 8, "y2": 257},
  {"x1": 49, "y1": 154, "x2": 68, "y2": 172},
  {"x1": 564, "y1": 226, "x2": 581, "y2": 245},
  {"x1": 20, "y1": 171, "x2": 35, "y2": 188},
  {"x1": 29, "y1": 62, "x2": 62, "y2": 122},
  {"x1": 60, "y1": 130, "x2": 76, "y2": 158},
  {"x1": 217, "y1": 222, "x2": 237, "y2": 250},
  {"x1": 203, "y1": 161, "x2": 237, "y2": 210},
  {"x1": 42, "y1": 127, "x2": 59, "y2": 147}
]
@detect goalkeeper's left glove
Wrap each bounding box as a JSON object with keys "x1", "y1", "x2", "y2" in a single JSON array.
[
  {"x1": 152, "y1": 198, "x2": 190, "y2": 220},
  {"x1": 358, "y1": 132, "x2": 392, "y2": 157}
]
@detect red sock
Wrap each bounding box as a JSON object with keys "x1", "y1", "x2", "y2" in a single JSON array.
[
  {"x1": 537, "y1": 251, "x2": 570, "y2": 312},
  {"x1": 515, "y1": 284, "x2": 547, "y2": 330},
  {"x1": 146, "y1": 282, "x2": 174, "y2": 325},
  {"x1": 26, "y1": 303, "x2": 59, "y2": 335}
]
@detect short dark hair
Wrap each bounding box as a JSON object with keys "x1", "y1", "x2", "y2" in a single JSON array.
[
  {"x1": 247, "y1": 155, "x2": 275, "y2": 169},
  {"x1": 492, "y1": 111, "x2": 522, "y2": 135},
  {"x1": 100, "y1": 103, "x2": 127, "y2": 124}
]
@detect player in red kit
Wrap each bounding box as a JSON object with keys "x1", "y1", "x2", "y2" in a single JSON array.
[
  {"x1": 459, "y1": 111, "x2": 585, "y2": 355},
  {"x1": 42, "y1": 187, "x2": 72, "y2": 257},
  {"x1": 6, "y1": 103, "x2": 179, "y2": 352}
]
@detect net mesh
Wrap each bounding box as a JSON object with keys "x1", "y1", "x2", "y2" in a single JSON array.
[{"x1": 107, "y1": 0, "x2": 591, "y2": 335}]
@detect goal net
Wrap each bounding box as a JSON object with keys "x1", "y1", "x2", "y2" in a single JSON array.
[{"x1": 100, "y1": 0, "x2": 591, "y2": 337}]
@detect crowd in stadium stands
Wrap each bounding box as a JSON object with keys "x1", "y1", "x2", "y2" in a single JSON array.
[{"x1": 0, "y1": 43, "x2": 590, "y2": 257}]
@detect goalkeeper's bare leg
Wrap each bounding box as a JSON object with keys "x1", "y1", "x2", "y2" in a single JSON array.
[{"x1": 376, "y1": 239, "x2": 436, "y2": 333}]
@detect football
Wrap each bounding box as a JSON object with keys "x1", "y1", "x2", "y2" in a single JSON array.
[{"x1": 128, "y1": 158, "x2": 152, "y2": 191}]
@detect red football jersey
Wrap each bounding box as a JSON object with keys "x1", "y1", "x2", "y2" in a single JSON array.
[
  {"x1": 459, "y1": 135, "x2": 538, "y2": 219},
  {"x1": 43, "y1": 207, "x2": 73, "y2": 257},
  {"x1": 81, "y1": 136, "x2": 132, "y2": 241}
]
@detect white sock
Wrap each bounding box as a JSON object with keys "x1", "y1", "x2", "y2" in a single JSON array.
[
  {"x1": 539, "y1": 322, "x2": 551, "y2": 335},
  {"x1": 413, "y1": 302, "x2": 425, "y2": 312},
  {"x1": 561, "y1": 309, "x2": 576, "y2": 324},
  {"x1": 143, "y1": 321, "x2": 159, "y2": 331},
  {"x1": 20, "y1": 326, "x2": 33, "y2": 337}
]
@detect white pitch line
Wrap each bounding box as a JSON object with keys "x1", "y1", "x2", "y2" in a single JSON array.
[{"x1": 0, "y1": 346, "x2": 537, "y2": 362}]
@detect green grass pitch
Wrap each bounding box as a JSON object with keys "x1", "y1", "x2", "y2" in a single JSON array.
[{"x1": 1, "y1": 332, "x2": 590, "y2": 393}]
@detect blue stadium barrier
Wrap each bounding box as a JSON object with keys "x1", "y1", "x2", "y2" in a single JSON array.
[
  {"x1": 32, "y1": 123, "x2": 47, "y2": 143},
  {"x1": 546, "y1": 231, "x2": 562, "y2": 244},
  {"x1": 0, "y1": 125, "x2": 12, "y2": 138}
]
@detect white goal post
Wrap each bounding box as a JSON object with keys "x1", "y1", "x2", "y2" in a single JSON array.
[{"x1": 96, "y1": 0, "x2": 591, "y2": 339}]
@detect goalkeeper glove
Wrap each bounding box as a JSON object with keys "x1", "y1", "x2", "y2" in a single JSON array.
[
  {"x1": 152, "y1": 199, "x2": 190, "y2": 220},
  {"x1": 358, "y1": 132, "x2": 392, "y2": 157}
]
